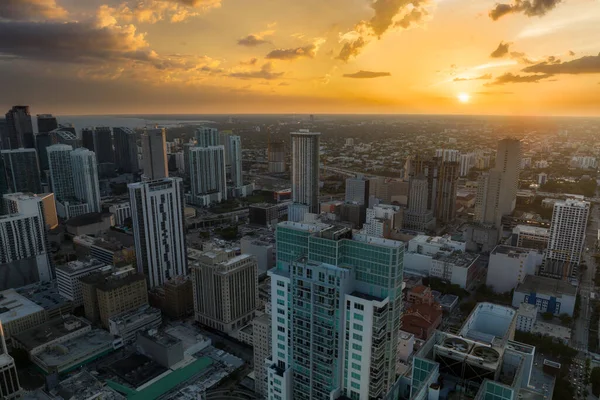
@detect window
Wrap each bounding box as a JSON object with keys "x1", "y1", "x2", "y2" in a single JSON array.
[
  {"x1": 352, "y1": 353, "x2": 362, "y2": 361},
  {"x1": 277, "y1": 281, "x2": 285, "y2": 287},
  {"x1": 277, "y1": 326, "x2": 285, "y2": 332},
  {"x1": 351, "y1": 372, "x2": 361, "y2": 380},
  {"x1": 354, "y1": 303, "x2": 364, "y2": 311},
  {"x1": 351, "y1": 381, "x2": 360, "y2": 390},
  {"x1": 277, "y1": 308, "x2": 285, "y2": 315},
  {"x1": 352, "y1": 333, "x2": 362, "y2": 341},
  {"x1": 352, "y1": 343, "x2": 362, "y2": 351},
  {"x1": 354, "y1": 313, "x2": 364, "y2": 321},
  {"x1": 277, "y1": 299, "x2": 285, "y2": 305},
  {"x1": 277, "y1": 317, "x2": 285, "y2": 324},
  {"x1": 278, "y1": 343, "x2": 285, "y2": 350},
  {"x1": 352, "y1": 362, "x2": 361, "y2": 371},
  {"x1": 277, "y1": 290, "x2": 285, "y2": 297},
  {"x1": 353, "y1": 323, "x2": 363, "y2": 331}
]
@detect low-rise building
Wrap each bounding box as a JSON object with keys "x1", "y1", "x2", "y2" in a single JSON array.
[
  {"x1": 237, "y1": 323, "x2": 254, "y2": 346},
  {"x1": 148, "y1": 275, "x2": 194, "y2": 320},
  {"x1": 108, "y1": 305, "x2": 162, "y2": 344},
  {"x1": 407, "y1": 285, "x2": 435, "y2": 305},
  {"x1": 136, "y1": 329, "x2": 183, "y2": 368},
  {"x1": 249, "y1": 203, "x2": 288, "y2": 227},
  {"x1": 0, "y1": 289, "x2": 47, "y2": 340},
  {"x1": 532, "y1": 321, "x2": 571, "y2": 345},
  {"x1": 401, "y1": 303, "x2": 443, "y2": 341},
  {"x1": 430, "y1": 252, "x2": 479, "y2": 289},
  {"x1": 240, "y1": 236, "x2": 275, "y2": 276},
  {"x1": 65, "y1": 212, "x2": 115, "y2": 236},
  {"x1": 56, "y1": 258, "x2": 108, "y2": 305},
  {"x1": 486, "y1": 245, "x2": 543, "y2": 293},
  {"x1": 51, "y1": 371, "x2": 126, "y2": 400},
  {"x1": 407, "y1": 234, "x2": 466, "y2": 256},
  {"x1": 15, "y1": 281, "x2": 73, "y2": 320},
  {"x1": 513, "y1": 225, "x2": 549, "y2": 251},
  {"x1": 12, "y1": 315, "x2": 91, "y2": 356},
  {"x1": 515, "y1": 303, "x2": 537, "y2": 333},
  {"x1": 107, "y1": 201, "x2": 131, "y2": 226},
  {"x1": 32, "y1": 328, "x2": 121, "y2": 374},
  {"x1": 512, "y1": 275, "x2": 577, "y2": 316},
  {"x1": 397, "y1": 331, "x2": 415, "y2": 363}
]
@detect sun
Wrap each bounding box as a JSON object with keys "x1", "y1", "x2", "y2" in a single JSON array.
[{"x1": 457, "y1": 92, "x2": 470, "y2": 103}]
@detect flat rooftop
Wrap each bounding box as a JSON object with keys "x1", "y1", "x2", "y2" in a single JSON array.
[
  {"x1": 56, "y1": 258, "x2": 107, "y2": 275},
  {"x1": 13, "y1": 315, "x2": 90, "y2": 350},
  {"x1": 15, "y1": 281, "x2": 71, "y2": 311},
  {"x1": 513, "y1": 225, "x2": 549, "y2": 236},
  {"x1": 139, "y1": 330, "x2": 180, "y2": 348},
  {"x1": 66, "y1": 212, "x2": 112, "y2": 227},
  {"x1": 0, "y1": 289, "x2": 45, "y2": 324},
  {"x1": 433, "y1": 251, "x2": 479, "y2": 267},
  {"x1": 492, "y1": 245, "x2": 537, "y2": 256},
  {"x1": 35, "y1": 329, "x2": 115, "y2": 369},
  {"x1": 516, "y1": 275, "x2": 577, "y2": 297},
  {"x1": 56, "y1": 371, "x2": 126, "y2": 400},
  {"x1": 109, "y1": 305, "x2": 161, "y2": 326}
]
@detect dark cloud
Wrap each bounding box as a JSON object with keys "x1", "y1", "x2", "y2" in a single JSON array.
[
  {"x1": 453, "y1": 73, "x2": 492, "y2": 81},
  {"x1": 266, "y1": 43, "x2": 320, "y2": 60},
  {"x1": 343, "y1": 70, "x2": 391, "y2": 79},
  {"x1": 370, "y1": 0, "x2": 428, "y2": 37},
  {"x1": 229, "y1": 62, "x2": 284, "y2": 80},
  {"x1": 0, "y1": 0, "x2": 68, "y2": 21},
  {"x1": 523, "y1": 53, "x2": 600, "y2": 75},
  {"x1": 394, "y1": 6, "x2": 427, "y2": 29},
  {"x1": 489, "y1": 0, "x2": 563, "y2": 20},
  {"x1": 168, "y1": 0, "x2": 222, "y2": 7},
  {"x1": 569, "y1": 50, "x2": 575, "y2": 56},
  {"x1": 336, "y1": 37, "x2": 366, "y2": 62},
  {"x1": 486, "y1": 72, "x2": 553, "y2": 85},
  {"x1": 490, "y1": 42, "x2": 511, "y2": 58},
  {"x1": 510, "y1": 51, "x2": 535, "y2": 64},
  {"x1": 240, "y1": 57, "x2": 258, "y2": 65},
  {"x1": 237, "y1": 35, "x2": 271, "y2": 47}
]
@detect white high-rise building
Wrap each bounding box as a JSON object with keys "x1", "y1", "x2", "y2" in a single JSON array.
[
  {"x1": 544, "y1": 197, "x2": 590, "y2": 278},
  {"x1": 141, "y1": 128, "x2": 168, "y2": 180},
  {"x1": 129, "y1": 178, "x2": 187, "y2": 288},
  {"x1": 459, "y1": 153, "x2": 475, "y2": 177},
  {"x1": 361, "y1": 204, "x2": 402, "y2": 238},
  {"x1": 189, "y1": 146, "x2": 227, "y2": 206},
  {"x1": 47, "y1": 144, "x2": 75, "y2": 201},
  {"x1": 196, "y1": 127, "x2": 219, "y2": 147},
  {"x1": 290, "y1": 130, "x2": 320, "y2": 219},
  {"x1": 70, "y1": 148, "x2": 101, "y2": 213},
  {"x1": 229, "y1": 135, "x2": 243, "y2": 188},
  {"x1": 435, "y1": 148, "x2": 459, "y2": 162},
  {"x1": 219, "y1": 130, "x2": 233, "y2": 167},
  {"x1": 0, "y1": 193, "x2": 53, "y2": 285}
]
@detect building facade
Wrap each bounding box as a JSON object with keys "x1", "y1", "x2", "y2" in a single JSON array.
[
  {"x1": 229, "y1": 135, "x2": 243, "y2": 189},
  {"x1": 290, "y1": 130, "x2": 320, "y2": 217},
  {"x1": 253, "y1": 314, "x2": 272, "y2": 398},
  {"x1": 113, "y1": 127, "x2": 138, "y2": 173},
  {"x1": 56, "y1": 258, "x2": 107, "y2": 305},
  {"x1": 141, "y1": 128, "x2": 168, "y2": 180},
  {"x1": 47, "y1": 144, "x2": 75, "y2": 201},
  {"x1": 189, "y1": 146, "x2": 227, "y2": 206},
  {"x1": 345, "y1": 176, "x2": 371, "y2": 205},
  {"x1": 1, "y1": 148, "x2": 42, "y2": 194},
  {"x1": 71, "y1": 148, "x2": 101, "y2": 213},
  {"x1": 0, "y1": 321, "x2": 22, "y2": 399},
  {"x1": 4, "y1": 105, "x2": 34, "y2": 149},
  {"x1": 486, "y1": 245, "x2": 543, "y2": 294},
  {"x1": 129, "y1": 178, "x2": 187, "y2": 288}
]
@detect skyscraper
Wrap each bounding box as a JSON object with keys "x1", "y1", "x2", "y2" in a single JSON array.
[
  {"x1": 267, "y1": 221, "x2": 404, "y2": 400},
  {"x1": 93, "y1": 126, "x2": 114, "y2": 164},
  {"x1": 404, "y1": 173, "x2": 434, "y2": 231},
  {"x1": 191, "y1": 249, "x2": 257, "y2": 333},
  {"x1": 81, "y1": 128, "x2": 95, "y2": 152},
  {"x1": 36, "y1": 114, "x2": 58, "y2": 134},
  {"x1": 141, "y1": 128, "x2": 168, "y2": 180},
  {"x1": 113, "y1": 127, "x2": 138, "y2": 173},
  {"x1": 0, "y1": 321, "x2": 22, "y2": 399},
  {"x1": 411, "y1": 155, "x2": 458, "y2": 225},
  {"x1": 345, "y1": 176, "x2": 371, "y2": 205},
  {"x1": 189, "y1": 146, "x2": 227, "y2": 206},
  {"x1": 35, "y1": 133, "x2": 54, "y2": 172},
  {"x1": 71, "y1": 148, "x2": 101, "y2": 213},
  {"x1": 219, "y1": 130, "x2": 233, "y2": 167},
  {"x1": 290, "y1": 130, "x2": 320, "y2": 219},
  {"x1": 543, "y1": 197, "x2": 590, "y2": 279},
  {"x1": 129, "y1": 178, "x2": 187, "y2": 288},
  {"x1": 47, "y1": 144, "x2": 75, "y2": 201},
  {"x1": 0, "y1": 148, "x2": 42, "y2": 194},
  {"x1": 4, "y1": 106, "x2": 34, "y2": 149},
  {"x1": 196, "y1": 127, "x2": 219, "y2": 147},
  {"x1": 229, "y1": 135, "x2": 243, "y2": 188},
  {"x1": 268, "y1": 141, "x2": 286, "y2": 173},
  {"x1": 474, "y1": 138, "x2": 522, "y2": 230}
]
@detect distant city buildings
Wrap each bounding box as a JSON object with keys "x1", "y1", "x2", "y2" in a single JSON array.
[
  {"x1": 113, "y1": 127, "x2": 139, "y2": 173},
  {"x1": 345, "y1": 175, "x2": 371, "y2": 205},
  {"x1": 129, "y1": 177, "x2": 187, "y2": 288},
  {"x1": 141, "y1": 128, "x2": 168, "y2": 180},
  {"x1": 189, "y1": 145, "x2": 227, "y2": 206},
  {"x1": 3, "y1": 105, "x2": 34, "y2": 149},
  {"x1": 289, "y1": 130, "x2": 320, "y2": 221}
]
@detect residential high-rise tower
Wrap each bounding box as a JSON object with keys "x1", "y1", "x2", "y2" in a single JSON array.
[
  {"x1": 290, "y1": 130, "x2": 320, "y2": 220},
  {"x1": 70, "y1": 148, "x2": 101, "y2": 213},
  {"x1": 189, "y1": 146, "x2": 227, "y2": 206},
  {"x1": 113, "y1": 127, "x2": 138, "y2": 173},
  {"x1": 141, "y1": 128, "x2": 168, "y2": 180}
]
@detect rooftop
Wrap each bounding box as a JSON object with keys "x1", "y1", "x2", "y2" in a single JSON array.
[
  {"x1": 517, "y1": 303, "x2": 538, "y2": 319},
  {"x1": 139, "y1": 329, "x2": 181, "y2": 348},
  {"x1": 108, "y1": 305, "x2": 161, "y2": 327},
  {"x1": 13, "y1": 316, "x2": 90, "y2": 350},
  {"x1": 516, "y1": 275, "x2": 577, "y2": 297},
  {"x1": 532, "y1": 322, "x2": 571, "y2": 341},
  {"x1": 80, "y1": 268, "x2": 145, "y2": 292},
  {"x1": 56, "y1": 258, "x2": 107, "y2": 275},
  {"x1": 433, "y1": 251, "x2": 479, "y2": 267},
  {"x1": 15, "y1": 281, "x2": 71, "y2": 311},
  {"x1": 0, "y1": 289, "x2": 45, "y2": 324},
  {"x1": 35, "y1": 329, "x2": 116, "y2": 369},
  {"x1": 56, "y1": 371, "x2": 126, "y2": 400},
  {"x1": 66, "y1": 212, "x2": 113, "y2": 227},
  {"x1": 492, "y1": 245, "x2": 537, "y2": 257},
  {"x1": 513, "y1": 225, "x2": 549, "y2": 236}
]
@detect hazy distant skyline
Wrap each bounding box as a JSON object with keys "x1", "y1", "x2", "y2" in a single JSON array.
[{"x1": 1, "y1": 0, "x2": 599, "y2": 116}]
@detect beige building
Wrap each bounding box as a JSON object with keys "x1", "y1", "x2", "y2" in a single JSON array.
[
  {"x1": 191, "y1": 249, "x2": 258, "y2": 333},
  {"x1": 0, "y1": 289, "x2": 47, "y2": 340},
  {"x1": 149, "y1": 275, "x2": 194, "y2": 319},
  {"x1": 252, "y1": 314, "x2": 272, "y2": 398},
  {"x1": 81, "y1": 266, "x2": 148, "y2": 328}
]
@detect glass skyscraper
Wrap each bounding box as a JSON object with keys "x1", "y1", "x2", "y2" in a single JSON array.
[{"x1": 267, "y1": 221, "x2": 404, "y2": 400}]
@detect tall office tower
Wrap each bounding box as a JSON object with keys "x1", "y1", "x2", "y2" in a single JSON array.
[
  {"x1": 267, "y1": 222, "x2": 404, "y2": 400},
  {"x1": 4, "y1": 105, "x2": 34, "y2": 149},
  {"x1": 47, "y1": 144, "x2": 75, "y2": 200},
  {"x1": 93, "y1": 126, "x2": 114, "y2": 164},
  {"x1": 474, "y1": 138, "x2": 522, "y2": 230},
  {"x1": 291, "y1": 130, "x2": 320, "y2": 218},
  {"x1": 0, "y1": 322, "x2": 22, "y2": 399},
  {"x1": 268, "y1": 141, "x2": 286, "y2": 173},
  {"x1": 128, "y1": 178, "x2": 187, "y2": 289},
  {"x1": 36, "y1": 114, "x2": 58, "y2": 134},
  {"x1": 196, "y1": 126, "x2": 219, "y2": 147},
  {"x1": 345, "y1": 176, "x2": 370, "y2": 205},
  {"x1": 183, "y1": 142, "x2": 194, "y2": 180},
  {"x1": 219, "y1": 130, "x2": 233, "y2": 167},
  {"x1": 0, "y1": 193, "x2": 53, "y2": 287},
  {"x1": 435, "y1": 159, "x2": 459, "y2": 224},
  {"x1": 81, "y1": 128, "x2": 95, "y2": 152},
  {"x1": 113, "y1": 127, "x2": 138, "y2": 173},
  {"x1": 403, "y1": 174, "x2": 434, "y2": 231},
  {"x1": 229, "y1": 135, "x2": 243, "y2": 188},
  {"x1": 0, "y1": 148, "x2": 42, "y2": 194},
  {"x1": 141, "y1": 128, "x2": 168, "y2": 180},
  {"x1": 189, "y1": 146, "x2": 227, "y2": 206},
  {"x1": 35, "y1": 133, "x2": 54, "y2": 172},
  {"x1": 70, "y1": 148, "x2": 101, "y2": 213},
  {"x1": 191, "y1": 249, "x2": 258, "y2": 333},
  {"x1": 543, "y1": 198, "x2": 590, "y2": 279}
]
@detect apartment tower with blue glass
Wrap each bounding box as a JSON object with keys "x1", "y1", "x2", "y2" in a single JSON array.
[{"x1": 267, "y1": 221, "x2": 404, "y2": 400}]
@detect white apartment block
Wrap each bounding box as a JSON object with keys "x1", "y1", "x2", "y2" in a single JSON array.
[
  {"x1": 486, "y1": 245, "x2": 543, "y2": 294},
  {"x1": 56, "y1": 259, "x2": 108, "y2": 305},
  {"x1": 108, "y1": 202, "x2": 131, "y2": 226},
  {"x1": 70, "y1": 148, "x2": 101, "y2": 213},
  {"x1": 189, "y1": 146, "x2": 227, "y2": 206}
]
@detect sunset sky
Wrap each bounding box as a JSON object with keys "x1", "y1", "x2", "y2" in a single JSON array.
[{"x1": 0, "y1": 0, "x2": 599, "y2": 115}]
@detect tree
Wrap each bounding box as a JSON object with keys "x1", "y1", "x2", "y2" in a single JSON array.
[
  {"x1": 541, "y1": 311, "x2": 554, "y2": 321},
  {"x1": 559, "y1": 313, "x2": 573, "y2": 326}
]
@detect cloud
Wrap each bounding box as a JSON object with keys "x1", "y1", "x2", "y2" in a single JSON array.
[
  {"x1": 97, "y1": 0, "x2": 221, "y2": 25},
  {"x1": 0, "y1": 0, "x2": 68, "y2": 21},
  {"x1": 343, "y1": 70, "x2": 391, "y2": 79},
  {"x1": 394, "y1": 7, "x2": 428, "y2": 29},
  {"x1": 266, "y1": 39, "x2": 325, "y2": 60},
  {"x1": 490, "y1": 42, "x2": 511, "y2": 58},
  {"x1": 453, "y1": 73, "x2": 492, "y2": 81},
  {"x1": 510, "y1": 51, "x2": 535, "y2": 64},
  {"x1": 523, "y1": 53, "x2": 600, "y2": 75},
  {"x1": 336, "y1": 36, "x2": 367, "y2": 62},
  {"x1": 237, "y1": 34, "x2": 271, "y2": 47},
  {"x1": 489, "y1": 0, "x2": 563, "y2": 21},
  {"x1": 568, "y1": 50, "x2": 575, "y2": 56},
  {"x1": 229, "y1": 62, "x2": 284, "y2": 80},
  {"x1": 486, "y1": 72, "x2": 553, "y2": 85},
  {"x1": 239, "y1": 57, "x2": 258, "y2": 66}
]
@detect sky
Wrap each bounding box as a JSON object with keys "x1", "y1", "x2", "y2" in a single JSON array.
[{"x1": 0, "y1": 0, "x2": 599, "y2": 116}]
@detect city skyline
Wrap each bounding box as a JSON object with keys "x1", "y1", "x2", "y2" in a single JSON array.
[{"x1": 0, "y1": 0, "x2": 599, "y2": 116}]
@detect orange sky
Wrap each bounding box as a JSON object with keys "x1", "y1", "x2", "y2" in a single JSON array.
[{"x1": 1, "y1": 0, "x2": 599, "y2": 115}]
